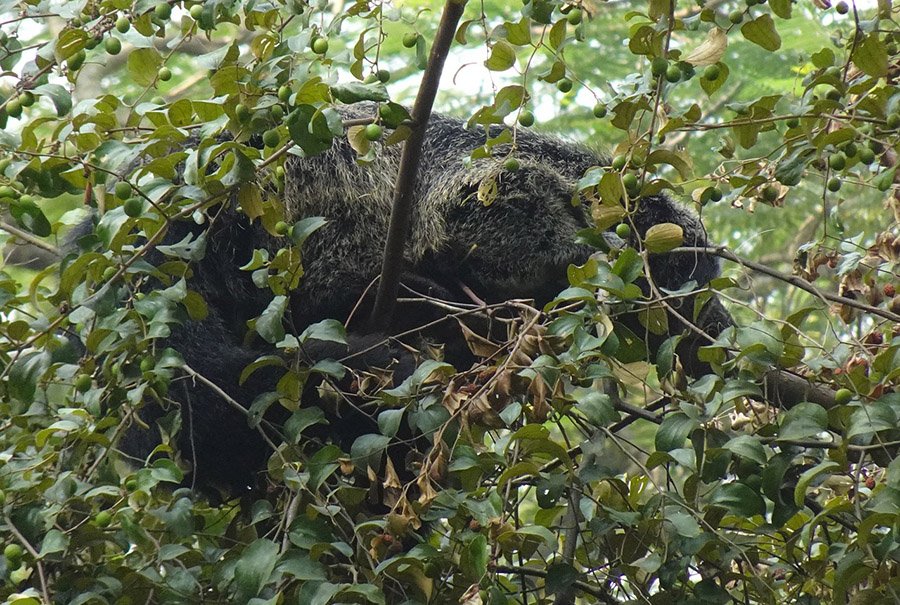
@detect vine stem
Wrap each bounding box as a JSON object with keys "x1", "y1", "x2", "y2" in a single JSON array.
[{"x1": 368, "y1": 0, "x2": 468, "y2": 330}]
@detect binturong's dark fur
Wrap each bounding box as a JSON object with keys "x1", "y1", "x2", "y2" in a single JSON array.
[{"x1": 93, "y1": 103, "x2": 731, "y2": 495}]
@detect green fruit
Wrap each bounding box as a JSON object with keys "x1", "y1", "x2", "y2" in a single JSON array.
[
  {"x1": 728, "y1": 10, "x2": 744, "y2": 24},
  {"x1": 69, "y1": 50, "x2": 86, "y2": 71},
  {"x1": 123, "y1": 197, "x2": 143, "y2": 217},
  {"x1": 859, "y1": 147, "x2": 875, "y2": 164},
  {"x1": 105, "y1": 36, "x2": 122, "y2": 55},
  {"x1": 101, "y1": 266, "x2": 116, "y2": 281},
  {"x1": 703, "y1": 64, "x2": 720, "y2": 80},
  {"x1": 556, "y1": 78, "x2": 573, "y2": 93},
  {"x1": 85, "y1": 36, "x2": 100, "y2": 50},
  {"x1": 709, "y1": 186, "x2": 723, "y2": 202},
  {"x1": 402, "y1": 32, "x2": 419, "y2": 48},
  {"x1": 4, "y1": 543, "x2": 23, "y2": 563},
  {"x1": 364, "y1": 123, "x2": 383, "y2": 141},
  {"x1": 834, "y1": 388, "x2": 853, "y2": 405},
  {"x1": 75, "y1": 373, "x2": 93, "y2": 393},
  {"x1": 269, "y1": 105, "x2": 284, "y2": 122},
  {"x1": 6, "y1": 98, "x2": 21, "y2": 118},
  {"x1": 835, "y1": 1, "x2": 849, "y2": 14},
  {"x1": 611, "y1": 155, "x2": 627, "y2": 171},
  {"x1": 0, "y1": 185, "x2": 17, "y2": 199},
  {"x1": 665, "y1": 64, "x2": 681, "y2": 83},
  {"x1": 157, "y1": 66, "x2": 172, "y2": 81},
  {"x1": 842, "y1": 142, "x2": 857, "y2": 157},
  {"x1": 503, "y1": 157, "x2": 520, "y2": 171},
  {"x1": 94, "y1": 510, "x2": 113, "y2": 528},
  {"x1": 275, "y1": 166, "x2": 285, "y2": 179},
  {"x1": 827, "y1": 177, "x2": 841, "y2": 192},
  {"x1": 678, "y1": 62, "x2": 695, "y2": 80},
  {"x1": 651, "y1": 57, "x2": 668, "y2": 78},
  {"x1": 277, "y1": 85, "x2": 291, "y2": 102},
  {"x1": 566, "y1": 8, "x2": 583, "y2": 24},
  {"x1": 125, "y1": 479, "x2": 138, "y2": 491},
  {"x1": 116, "y1": 15, "x2": 131, "y2": 33},
  {"x1": 262, "y1": 128, "x2": 280, "y2": 148},
  {"x1": 140, "y1": 356, "x2": 155, "y2": 373},
  {"x1": 154, "y1": 2, "x2": 172, "y2": 20},
  {"x1": 785, "y1": 117, "x2": 800, "y2": 128},
  {"x1": 518, "y1": 110, "x2": 535, "y2": 127},
  {"x1": 592, "y1": 103, "x2": 607, "y2": 118},
  {"x1": 887, "y1": 113, "x2": 900, "y2": 130},
  {"x1": 311, "y1": 37, "x2": 329, "y2": 55},
  {"x1": 18, "y1": 91, "x2": 35, "y2": 107},
  {"x1": 622, "y1": 173, "x2": 639, "y2": 192},
  {"x1": 615, "y1": 223, "x2": 631, "y2": 239},
  {"x1": 377, "y1": 69, "x2": 391, "y2": 83},
  {"x1": 876, "y1": 171, "x2": 893, "y2": 192},
  {"x1": 190, "y1": 4, "x2": 204, "y2": 20},
  {"x1": 275, "y1": 221, "x2": 290, "y2": 236},
  {"x1": 235, "y1": 103, "x2": 250, "y2": 122},
  {"x1": 115, "y1": 181, "x2": 131, "y2": 199},
  {"x1": 828, "y1": 152, "x2": 846, "y2": 170},
  {"x1": 761, "y1": 186, "x2": 778, "y2": 202}
]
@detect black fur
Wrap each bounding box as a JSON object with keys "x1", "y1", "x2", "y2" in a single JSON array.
[{"x1": 89, "y1": 104, "x2": 731, "y2": 493}]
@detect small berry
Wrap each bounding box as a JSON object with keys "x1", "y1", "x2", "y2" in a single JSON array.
[
  {"x1": 592, "y1": 103, "x2": 607, "y2": 118},
  {"x1": 74, "y1": 373, "x2": 93, "y2": 393},
  {"x1": 116, "y1": 16, "x2": 131, "y2": 33},
  {"x1": 277, "y1": 85, "x2": 291, "y2": 102},
  {"x1": 123, "y1": 197, "x2": 143, "y2": 217},
  {"x1": 262, "y1": 128, "x2": 280, "y2": 148},
  {"x1": 828, "y1": 152, "x2": 846, "y2": 171},
  {"x1": 154, "y1": 2, "x2": 172, "y2": 20},
  {"x1": 402, "y1": 32, "x2": 419, "y2": 48},
  {"x1": 105, "y1": 37, "x2": 122, "y2": 55},
  {"x1": 235, "y1": 104, "x2": 249, "y2": 122},
  {"x1": 566, "y1": 8, "x2": 583, "y2": 25},
  {"x1": 364, "y1": 123, "x2": 383, "y2": 141},
  {"x1": 503, "y1": 157, "x2": 520, "y2": 171},
  {"x1": 18, "y1": 91, "x2": 34, "y2": 107},
  {"x1": 835, "y1": 1, "x2": 849, "y2": 14},
  {"x1": 886, "y1": 113, "x2": 900, "y2": 130},
  {"x1": 611, "y1": 155, "x2": 627, "y2": 171},
  {"x1": 275, "y1": 221, "x2": 290, "y2": 236},
  {"x1": 703, "y1": 64, "x2": 720, "y2": 80},
  {"x1": 834, "y1": 388, "x2": 852, "y2": 405},
  {"x1": 556, "y1": 78, "x2": 573, "y2": 93},
  {"x1": 518, "y1": 110, "x2": 535, "y2": 127},
  {"x1": 189, "y1": 5, "x2": 203, "y2": 20},
  {"x1": 761, "y1": 186, "x2": 778, "y2": 202},
  {"x1": 728, "y1": 10, "x2": 744, "y2": 24},
  {"x1": 377, "y1": 69, "x2": 391, "y2": 83},
  {"x1": 311, "y1": 38, "x2": 329, "y2": 55},
  {"x1": 622, "y1": 173, "x2": 639, "y2": 192},
  {"x1": 665, "y1": 64, "x2": 681, "y2": 83},
  {"x1": 615, "y1": 223, "x2": 631, "y2": 239},
  {"x1": 114, "y1": 181, "x2": 132, "y2": 199},
  {"x1": 157, "y1": 66, "x2": 172, "y2": 81},
  {"x1": 651, "y1": 57, "x2": 668, "y2": 78}
]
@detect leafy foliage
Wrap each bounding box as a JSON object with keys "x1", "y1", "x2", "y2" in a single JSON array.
[{"x1": 0, "y1": 0, "x2": 899, "y2": 604}]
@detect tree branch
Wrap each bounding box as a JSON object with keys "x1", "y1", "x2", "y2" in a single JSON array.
[{"x1": 368, "y1": 0, "x2": 468, "y2": 330}]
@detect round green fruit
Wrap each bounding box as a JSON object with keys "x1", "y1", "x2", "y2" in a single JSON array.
[
  {"x1": 116, "y1": 15, "x2": 131, "y2": 33},
  {"x1": 402, "y1": 32, "x2": 419, "y2": 48},
  {"x1": 709, "y1": 186, "x2": 723, "y2": 202},
  {"x1": 834, "y1": 388, "x2": 853, "y2": 405},
  {"x1": 859, "y1": 147, "x2": 875, "y2": 164},
  {"x1": 728, "y1": 10, "x2": 744, "y2": 24},
  {"x1": 125, "y1": 479, "x2": 138, "y2": 491},
  {"x1": 312, "y1": 37, "x2": 329, "y2": 55},
  {"x1": 262, "y1": 128, "x2": 280, "y2": 148},
  {"x1": 94, "y1": 510, "x2": 112, "y2": 528},
  {"x1": 651, "y1": 57, "x2": 668, "y2": 78},
  {"x1": 105, "y1": 36, "x2": 122, "y2": 55},
  {"x1": 123, "y1": 197, "x2": 143, "y2": 217},
  {"x1": 611, "y1": 155, "x2": 627, "y2": 171},
  {"x1": 5, "y1": 98, "x2": 21, "y2": 118},
  {"x1": 0, "y1": 185, "x2": 17, "y2": 199},
  {"x1": 154, "y1": 2, "x2": 172, "y2": 20},
  {"x1": 592, "y1": 103, "x2": 607, "y2": 118},
  {"x1": 703, "y1": 64, "x2": 720, "y2": 80},
  {"x1": 835, "y1": 1, "x2": 849, "y2": 14},
  {"x1": 503, "y1": 157, "x2": 520, "y2": 171},
  {"x1": 75, "y1": 373, "x2": 93, "y2": 393},
  {"x1": 827, "y1": 177, "x2": 841, "y2": 192},
  {"x1": 828, "y1": 152, "x2": 846, "y2": 170},
  {"x1": 665, "y1": 64, "x2": 681, "y2": 83},
  {"x1": 377, "y1": 69, "x2": 391, "y2": 83},
  {"x1": 157, "y1": 66, "x2": 172, "y2": 81},
  {"x1": 277, "y1": 85, "x2": 291, "y2": 102},
  {"x1": 887, "y1": 113, "x2": 900, "y2": 130},
  {"x1": 114, "y1": 181, "x2": 131, "y2": 199},
  {"x1": 842, "y1": 142, "x2": 857, "y2": 157},
  {"x1": 566, "y1": 9, "x2": 583, "y2": 25},
  {"x1": 275, "y1": 221, "x2": 290, "y2": 236},
  {"x1": 18, "y1": 91, "x2": 35, "y2": 108},
  {"x1": 615, "y1": 223, "x2": 631, "y2": 239},
  {"x1": 556, "y1": 78, "x2": 573, "y2": 93},
  {"x1": 622, "y1": 173, "x2": 639, "y2": 192},
  {"x1": 364, "y1": 123, "x2": 383, "y2": 141},
  {"x1": 189, "y1": 4, "x2": 204, "y2": 20},
  {"x1": 275, "y1": 166, "x2": 285, "y2": 179},
  {"x1": 140, "y1": 356, "x2": 155, "y2": 373},
  {"x1": 270, "y1": 104, "x2": 284, "y2": 121},
  {"x1": 761, "y1": 186, "x2": 778, "y2": 202},
  {"x1": 4, "y1": 543, "x2": 23, "y2": 563},
  {"x1": 235, "y1": 103, "x2": 250, "y2": 122},
  {"x1": 518, "y1": 110, "x2": 535, "y2": 127},
  {"x1": 68, "y1": 50, "x2": 86, "y2": 71}
]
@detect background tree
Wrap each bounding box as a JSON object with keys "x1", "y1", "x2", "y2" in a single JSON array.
[{"x1": 0, "y1": 0, "x2": 898, "y2": 603}]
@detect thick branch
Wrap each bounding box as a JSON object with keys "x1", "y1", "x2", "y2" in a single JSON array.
[{"x1": 368, "y1": 0, "x2": 468, "y2": 330}]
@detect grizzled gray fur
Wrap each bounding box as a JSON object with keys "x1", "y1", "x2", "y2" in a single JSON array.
[
  {"x1": 106, "y1": 103, "x2": 729, "y2": 493},
  {"x1": 287, "y1": 103, "x2": 722, "y2": 328}
]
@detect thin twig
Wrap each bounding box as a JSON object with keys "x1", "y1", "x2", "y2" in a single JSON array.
[{"x1": 0, "y1": 220, "x2": 61, "y2": 256}]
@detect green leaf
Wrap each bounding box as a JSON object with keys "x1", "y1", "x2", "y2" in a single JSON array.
[
  {"x1": 740, "y1": 15, "x2": 781, "y2": 51},
  {"x1": 793, "y1": 461, "x2": 841, "y2": 507},
  {"x1": 573, "y1": 389, "x2": 618, "y2": 425},
  {"x1": 10, "y1": 199, "x2": 51, "y2": 236},
  {"x1": 486, "y1": 39, "x2": 516, "y2": 71},
  {"x1": 233, "y1": 539, "x2": 280, "y2": 602},
  {"x1": 350, "y1": 434, "x2": 391, "y2": 472},
  {"x1": 290, "y1": 216, "x2": 327, "y2": 246},
  {"x1": 769, "y1": 0, "x2": 792, "y2": 18},
  {"x1": 722, "y1": 435, "x2": 767, "y2": 465},
  {"x1": 779, "y1": 402, "x2": 828, "y2": 440},
  {"x1": 546, "y1": 563, "x2": 579, "y2": 595},
  {"x1": 852, "y1": 34, "x2": 889, "y2": 77},
  {"x1": 459, "y1": 534, "x2": 488, "y2": 582},
  {"x1": 256, "y1": 295, "x2": 287, "y2": 344},
  {"x1": 299, "y1": 319, "x2": 346, "y2": 344},
  {"x1": 710, "y1": 482, "x2": 766, "y2": 517},
  {"x1": 308, "y1": 444, "x2": 342, "y2": 490},
  {"x1": 330, "y1": 81, "x2": 389, "y2": 103},
  {"x1": 377, "y1": 409, "x2": 404, "y2": 438},
  {"x1": 127, "y1": 47, "x2": 163, "y2": 87},
  {"x1": 656, "y1": 413, "x2": 698, "y2": 452},
  {"x1": 848, "y1": 399, "x2": 898, "y2": 439}
]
